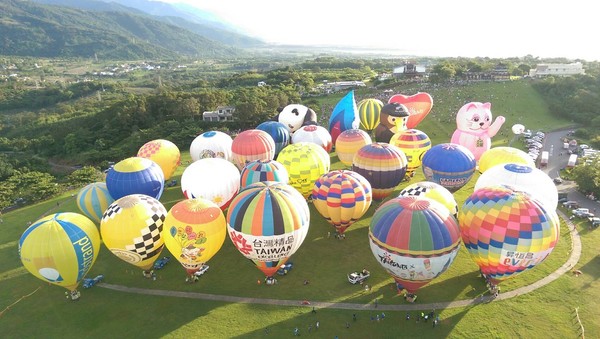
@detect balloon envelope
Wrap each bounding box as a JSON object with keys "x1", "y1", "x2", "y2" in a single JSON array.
[
  {"x1": 335, "y1": 129, "x2": 372, "y2": 167},
  {"x1": 256, "y1": 121, "x2": 291, "y2": 157},
  {"x1": 240, "y1": 159, "x2": 289, "y2": 188},
  {"x1": 329, "y1": 90, "x2": 359, "y2": 144},
  {"x1": 190, "y1": 131, "x2": 233, "y2": 162},
  {"x1": 389, "y1": 129, "x2": 431, "y2": 174},
  {"x1": 181, "y1": 158, "x2": 240, "y2": 210},
  {"x1": 358, "y1": 98, "x2": 383, "y2": 132},
  {"x1": 137, "y1": 139, "x2": 180, "y2": 180},
  {"x1": 399, "y1": 181, "x2": 458, "y2": 216},
  {"x1": 231, "y1": 129, "x2": 276, "y2": 170},
  {"x1": 478, "y1": 147, "x2": 535, "y2": 173},
  {"x1": 76, "y1": 182, "x2": 114, "y2": 224},
  {"x1": 277, "y1": 142, "x2": 331, "y2": 198},
  {"x1": 292, "y1": 125, "x2": 333, "y2": 152},
  {"x1": 352, "y1": 142, "x2": 408, "y2": 200},
  {"x1": 106, "y1": 157, "x2": 165, "y2": 200},
  {"x1": 421, "y1": 143, "x2": 476, "y2": 193},
  {"x1": 388, "y1": 92, "x2": 433, "y2": 129}
]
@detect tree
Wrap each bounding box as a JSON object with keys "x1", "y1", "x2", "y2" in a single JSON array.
[{"x1": 66, "y1": 166, "x2": 104, "y2": 188}]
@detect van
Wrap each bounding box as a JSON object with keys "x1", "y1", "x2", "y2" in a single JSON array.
[{"x1": 573, "y1": 208, "x2": 590, "y2": 217}]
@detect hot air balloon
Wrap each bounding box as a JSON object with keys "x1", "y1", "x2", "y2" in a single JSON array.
[
  {"x1": 358, "y1": 98, "x2": 383, "y2": 132},
  {"x1": 389, "y1": 129, "x2": 431, "y2": 175},
  {"x1": 76, "y1": 182, "x2": 114, "y2": 224},
  {"x1": 240, "y1": 159, "x2": 289, "y2": 188},
  {"x1": 256, "y1": 121, "x2": 291, "y2": 157},
  {"x1": 388, "y1": 92, "x2": 433, "y2": 129},
  {"x1": 226, "y1": 182, "x2": 310, "y2": 277},
  {"x1": 329, "y1": 90, "x2": 360, "y2": 144},
  {"x1": 369, "y1": 196, "x2": 461, "y2": 299},
  {"x1": 478, "y1": 147, "x2": 535, "y2": 173},
  {"x1": 375, "y1": 103, "x2": 410, "y2": 143},
  {"x1": 277, "y1": 142, "x2": 331, "y2": 198},
  {"x1": 398, "y1": 181, "x2": 458, "y2": 216},
  {"x1": 137, "y1": 139, "x2": 181, "y2": 180},
  {"x1": 271, "y1": 104, "x2": 317, "y2": 134},
  {"x1": 291, "y1": 125, "x2": 333, "y2": 152},
  {"x1": 312, "y1": 170, "x2": 372, "y2": 235},
  {"x1": 180, "y1": 158, "x2": 240, "y2": 210},
  {"x1": 458, "y1": 185, "x2": 560, "y2": 287},
  {"x1": 105, "y1": 157, "x2": 165, "y2": 200},
  {"x1": 451, "y1": 102, "x2": 505, "y2": 161},
  {"x1": 100, "y1": 194, "x2": 167, "y2": 276},
  {"x1": 352, "y1": 143, "x2": 408, "y2": 200},
  {"x1": 189, "y1": 131, "x2": 233, "y2": 162},
  {"x1": 162, "y1": 198, "x2": 226, "y2": 280},
  {"x1": 19, "y1": 212, "x2": 101, "y2": 300},
  {"x1": 231, "y1": 129, "x2": 276, "y2": 170},
  {"x1": 421, "y1": 143, "x2": 476, "y2": 193},
  {"x1": 475, "y1": 163, "x2": 558, "y2": 210},
  {"x1": 335, "y1": 129, "x2": 372, "y2": 167}
]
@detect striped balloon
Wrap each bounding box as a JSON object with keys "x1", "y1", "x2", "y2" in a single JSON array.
[
  {"x1": 105, "y1": 157, "x2": 165, "y2": 200},
  {"x1": 358, "y1": 98, "x2": 383, "y2": 132},
  {"x1": 335, "y1": 129, "x2": 372, "y2": 166},
  {"x1": 240, "y1": 159, "x2": 289, "y2": 188},
  {"x1": 276, "y1": 142, "x2": 331, "y2": 198},
  {"x1": 352, "y1": 143, "x2": 408, "y2": 200},
  {"x1": 312, "y1": 170, "x2": 372, "y2": 235},
  {"x1": 231, "y1": 129, "x2": 276, "y2": 170},
  {"x1": 76, "y1": 182, "x2": 115, "y2": 224},
  {"x1": 389, "y1": 129, "x2": 431, "y2": 174},
  {"x1": 226, "y1": 182, "x2": 310, "y2": 277},
  {"x1": 458, "y1": 186, "x2": 560, "y2": 285},
  {"x1": 256, "y1": 121, "x2": 291, "y2": 157},
  {"x1": 369, "y1": 196, "x2": 461, "y2": 294}
]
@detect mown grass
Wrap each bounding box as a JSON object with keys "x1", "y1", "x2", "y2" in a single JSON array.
[{"x1": 1, "y1": 80, "x2": 596, "y2": 338}]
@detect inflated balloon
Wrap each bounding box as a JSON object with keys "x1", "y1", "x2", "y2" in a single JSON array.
[
  {"x1": 19, "y1": 213, "x2": 100, "y2": 300},
  {"x1": 137, "y1": 139, "x2": 180, "y2": 180},
  {"x1": 458, "y1": 185, "x2": 560, "y2": 285},
  {"x1": 329, "y1": 90, "x2": 360, "y2": 145},
  {"x1": 256, "y1": 121, "x2": 291, "y2": 157},
  {"x1": 291, "y1": 125, "x2": 333, "y2": 152},
  {"x1": 226, "y1": 182, "x2": 310, "y2": 277},
  {"x1": 231, "y1": 129, "x2": 276, "y2": 170},
  {"x1": 451, "y1": 102, "x2": 506, "y2": 161},
  {"x1": 162, "y1": 198, "x2": 226, "y2": 277},
  {"x1": 352, "y1": 142, "x2": 408, "y2": 200},
  {"x1": 271, "y1": 104, "x2": 317, "y2": 133},
  {"x1": 189, "y1": 131, "x2": 233, "y2": 162},
  {"x1": 335, "y1": 129, "x2": 372, "y2": 167},
  {"x1": 76, "y1": 182, "x2": 114, "y2": 224},
  {"x1": 369, "y1": 196, "x2": 461, "y2": 296},
  {"x1": 100, "y1": 194, "x2": 167, "y2": 273},
  {"x1": 312, "y1": 170, "x2": 372, "y2": 235},
  {"x1": 399, "y1": 181, "x2": 458, "y2": 216},
  {"x1": 105, "y1": 157, "x2": 165, "y2": 200},
  {"x1": 389, "y1": 129, "x2": 432, "y2": 174},
  {"x1": 180, "y1": 158, "x2": 240, "y2": 210},
  {"x1": 421, "y1": 143, "x2": 476, "y2": 193},
  {"x1": 240, "y1": 159, "x2": 289, "y2": 188},
  {"x1": 358, "y1": 98, "x2": 383, "y2": 132},
  {"x1": 475, "y1": 163, "x2": 558, "y2": 210},
  {"x1": 478, "y1": 147, "x2": 535, "y2": 173},
  {"x1": 388, "y1": 92, "x2": 433, "y2": 129},
  {"x1": 375, "y1": 103, "x2": 410, "y2": 143},
  {"x1": 277, "y1": 142, "x2": 331, "y2": 198}
]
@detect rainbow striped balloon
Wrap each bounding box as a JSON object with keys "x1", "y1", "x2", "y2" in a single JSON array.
[
  {"x1": 335, "y1": 129, "x2": 372, "y2": 166},
  {"x1": 240, "y1": 159, "x2": 289, "y2": 188},
  {"x1": 352, "y1": 143, "x2": 408, "y2": 200},
  {"x1": 76, "y1": 182, "x2": 115, "y2": 224},
  {"x1": 358, "y1": 98, "x2": 383, "y2": 132},
  {"x1": 389, "y1": 129, "x2": 431, "y2": 174}
]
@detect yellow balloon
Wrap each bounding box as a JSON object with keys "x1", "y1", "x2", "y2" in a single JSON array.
[
  {"x1": 478, "y1": 146, "x2": 535, "y2": 173},
  {"x1": 277, "y1": 142, "x2": 331, "y2": 198},
  {"x1": 162, "y1": 199, "x2": 226, "y2": 276},
  {"x1": 389, "y1": 129, "x2": 431, "y2": 174},
  {"x1": 137, "y1": 139, "x2": 181, "y2": 180}
]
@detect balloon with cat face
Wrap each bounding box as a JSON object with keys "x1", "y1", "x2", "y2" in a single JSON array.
[{"x1": 450, "y1": 102, "x2": 505, "y2": 161}]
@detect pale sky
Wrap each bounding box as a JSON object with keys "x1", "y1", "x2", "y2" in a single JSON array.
[{"x1": 163, "y1": 0, "x2": 599, "y2": 61}]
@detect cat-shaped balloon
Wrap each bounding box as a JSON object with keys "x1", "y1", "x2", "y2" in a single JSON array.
[{"x1": 450, "y1": 102, "x2": 505, "y2": 161}]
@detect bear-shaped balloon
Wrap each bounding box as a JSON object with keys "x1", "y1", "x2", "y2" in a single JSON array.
[
  {"x1": 450, "y1": 102, "x2": 505, "y2": 161},
  {"x1": 271, "y1": 104, "x2": 317, "y2": 134},
  {"x1": 375, "y1": 103, "x2": 410, "y2": 143}
]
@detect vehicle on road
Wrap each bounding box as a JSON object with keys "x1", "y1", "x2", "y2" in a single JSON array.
[
  {"x1": 540, "y1": 151, "x2": 549, "y2": 167},
  {"x1": 562, "y1": 201, "x2": 579, "y2": 209},
  {"x1": 568, "y1": 154, "x2": 578, "y2": 168}
]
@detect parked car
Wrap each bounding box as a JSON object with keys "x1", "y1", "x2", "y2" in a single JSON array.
[
  {"x1": 348, "y1": 269, "x2": 370, "y2": 284},
  {"x1": 277, "y1": 262, "x2": 294, "y2": 275},
  {"x1": 589, "y1": 217, "x2": 600, "y2": 228},
  {"x1": 572, "y1": 208, "x2": 590, "y2": 217},
  {"x1": 83, "y1": 274, "x2": 104, "y2": 288},
  {"x1": 553, "y1": 177, "x2": 563, "y2": 184},
  {"x1": 153, "y1": 256, "x2": 170, "y2": 270},
  {"x1": 562, "y1": 201, "x2": 579, "y2": 209}
]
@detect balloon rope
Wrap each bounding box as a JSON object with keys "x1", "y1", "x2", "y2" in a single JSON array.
[{"x1": 0, "y1": 286, "x2": 42, "y2": 317}]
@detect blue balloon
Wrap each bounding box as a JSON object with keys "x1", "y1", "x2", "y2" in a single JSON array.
[
  {"x1": 421, "y1": 143, "x2": 476, "y2": 192},
  {"x1": 256, "y1": 121, "x2": 291, "y2": 157},
  {"x1": 106, "y1": 157, "x2": 165, "y2": 200}
]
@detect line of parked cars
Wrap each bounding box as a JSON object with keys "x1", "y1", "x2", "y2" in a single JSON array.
[{"x1": 524, "y1": 131, "x2": 545, "y2": 161}]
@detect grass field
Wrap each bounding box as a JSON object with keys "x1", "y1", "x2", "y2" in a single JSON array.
[{"x1": 2, "y1": 80, "x2": 597, "y2": 338}]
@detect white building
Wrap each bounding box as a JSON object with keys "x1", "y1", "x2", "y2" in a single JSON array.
[
  {"x1": 202, "y1": 106, "x2": 235, "y2": 122},
  {"x1": 529, "y1": 62, "x2": 585, "y2": 77}
]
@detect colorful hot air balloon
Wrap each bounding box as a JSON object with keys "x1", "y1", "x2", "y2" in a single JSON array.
[
  {"x1": 421, "y1": 143, "x2": 476, "y2": 193},
  {"x1": 162, "y1": 198, "x2": 226, "y2": 279},
  {"x1": 335, "y1": 129, "x2": 372, "y2": 167},
  {"x1": 475, "y1": 163, "x2": 558, "y2": 210},
  {"x1": 398, "y1": 181, "x2": 458, "y2": 216},
  {"x1": 358, "y1": 98, "x2": 383, "y2": 132},
  {"x1": 369, "y1": 196, "x2": 461, "y2": 297},
  {"x1": 19, "y1": 212, "x2": 101, "y2": 300},
  {"x1": 329, "y1": 90, "x2": 360, "y2": 145},
  {"x1": 256, "y1": 121, "x2": 291, "y2": 157},
  {"x1": 451, "y1": 102, "x2": 505, "y2": 161},
  {"x1": 240, "y1": 159, "x2": 289, "y2": 188},
  {"x1": 105, "y1": 157, "x2": 165, "y2": 200},
  {"x1": 180, "y1": 158, "x2": 240, "y2": 210},
  {"x1": 277, "y1": 142, "x2": 331, "y2": 199},
  {"x1": 388, "y1": 92, "x2": 433, "y2": 129},
  {"x1": 352, "y1": 143, "x2": 408, "y2": 200},
  {"x1": 312, "y1": 170, "x2": 372, "y2": 235},
  {"x1": 100, "y1": 194, "x2": 167, "y2": 274},
  {"x1": 458, "y1": 185, "x2": 560, "y2": 286},
  {"x1": 137, "y1": 139, "x2": 181, "y2": 180},
  {"x1": 189, "y1": 131, "x2": 233, "y2": 162},
  {"x1": 76, "y1": 182, "x2": 114, "y2": 224},
  {"x1": 389, "y1": 129, "x2": 432, "y2": 174},
  {"x1": 226, "y1": 182, "x2": 310, "y2": 277},
  {"x1": 231, "y1": 129, "x2": 276, "y2": 170},
  {"x1": 291, "y1": 125, "x2": 333, "y2": 152},
  {"x1": 478, "y1": 147, "x2": 535, "y2": 173}
]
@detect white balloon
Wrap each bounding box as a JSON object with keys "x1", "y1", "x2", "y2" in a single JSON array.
[
  {"x1": 512, "y1": 124, "x2": 525, "y2": 135},
  {"x1": 189, "y1": 131, "x2": 233, "y2": 162},
  {"x1": 181, "y1": 158, "x2": 240, "y2": 209}
]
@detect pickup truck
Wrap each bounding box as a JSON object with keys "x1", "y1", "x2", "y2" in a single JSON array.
[{"x1": 573, "y1": 208, "x2": 591, "y2": 218}]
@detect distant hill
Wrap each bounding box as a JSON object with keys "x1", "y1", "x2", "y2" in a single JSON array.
[{"x1": 0, "y1": 0, "x2": 244, "y2": 59}]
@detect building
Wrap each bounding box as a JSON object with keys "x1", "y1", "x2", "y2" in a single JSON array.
[
  {"x1": 321, "y1": 81, "x2": 366, "y2": 93},
  {"x1": 529, "y1": 62, "x2": 585, "y2": 77},
  {"x1": 202, "y1": 106, "x2": 235, "y2": 122},
  {"x1": 393, "y1": 63, "x2": 427, "y2": 78}
]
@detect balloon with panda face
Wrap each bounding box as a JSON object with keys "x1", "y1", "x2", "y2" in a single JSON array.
[{"x1": 271, "y1": 104, "x2": 317, "y2": 134}]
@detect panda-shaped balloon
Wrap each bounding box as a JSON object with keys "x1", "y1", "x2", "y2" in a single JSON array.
[{"x1": 271, "y1": 104, "x2": 317, "y2": 134}]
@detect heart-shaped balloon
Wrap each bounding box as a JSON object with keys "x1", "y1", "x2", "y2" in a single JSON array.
[{"x1": 388, "y1": 92, "x2": 433, "y2": 129}]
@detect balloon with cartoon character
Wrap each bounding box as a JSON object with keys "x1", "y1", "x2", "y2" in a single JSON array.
[
  {"x1": 375, "y1": 103, "x2": 410, "y2": 143},
  {"x1": 451, "y1": 102, "x2": 505, "y2": 161},
  {"x1": 271, "y1": 104, "x2": 317, "y2": 134}
]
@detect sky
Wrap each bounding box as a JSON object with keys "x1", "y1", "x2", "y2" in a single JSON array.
[{"x1": 162, "y1": 0, "x2": 599, "y2": 61}]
